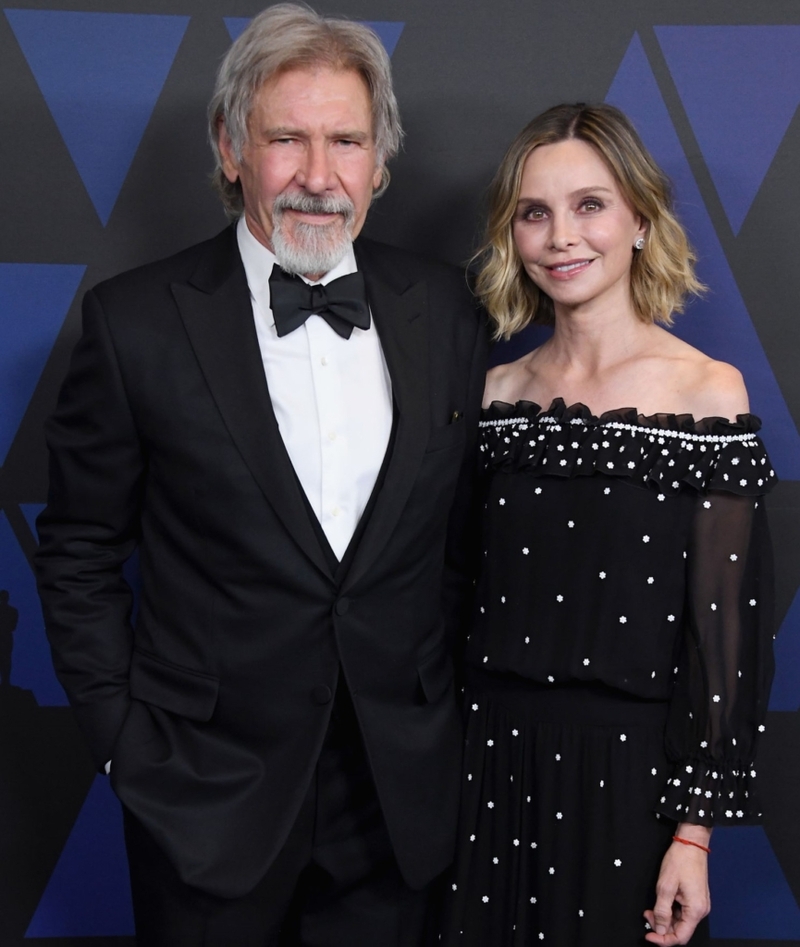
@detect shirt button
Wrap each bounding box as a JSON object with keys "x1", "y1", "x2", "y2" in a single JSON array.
[
  {"x1": 335, "y1": 598, "x2": 350, "y2": 616},
  {"x1": 332, "y1": 507, "x2": 340, "y2": 517},
  {"x1": 327, "y1": 431, "x2": 337, "y2": 441},
  {"x1": 320, "y1": 356, "x2": 328, "y2": 366},
  {"x1": 311, "y1": 685, "x2": 332, "y2": 705}
]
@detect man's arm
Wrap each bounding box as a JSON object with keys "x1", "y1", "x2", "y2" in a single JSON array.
[{"x1": 35, "y1": 288, "x2": 144, "y2": 771}]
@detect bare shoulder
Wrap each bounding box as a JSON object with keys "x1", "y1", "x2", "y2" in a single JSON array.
[
  {"x1": 483, "y1": 353, "x2": 533, "y2": 408},
  {"x1": 674, "y1": 342, "x2": 749, "y2": 420}
]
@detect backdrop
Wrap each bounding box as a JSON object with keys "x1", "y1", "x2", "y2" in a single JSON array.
[{"x1": 1, "y1": 1, "x2": 799, "y2": 944}]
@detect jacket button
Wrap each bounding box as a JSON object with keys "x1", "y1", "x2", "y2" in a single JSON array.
[
  {"x1": 335, "y1": 598, "x2": 350, "y2": 616},
  {"x1": 311, "y1": 685, "x2": 332, "y2": 705}
]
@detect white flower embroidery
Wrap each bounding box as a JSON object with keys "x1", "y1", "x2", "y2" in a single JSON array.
[
  {"x1": 730, "y1": 554, "x2": 738, "y2": 561},
  {"x1": 599, "y1": 571, "x2": 607, "y2": 579},
  {"x1": 556, "y1": 594, "x2": 564, "y2": 603},
  {"x1": 619, "y1": 616, "x2": 628, "y2": 624},
  {"x1": 522, "y1": 547, "x2": 530, "y2": 555},
  {"x1": 620, "y1": 734, "x2": 627, "y2": 742},
  {"x1": 499, "y1": 498, "x2": 505, "y2": 505},
  {"x1": 642, "y1": 535, "x2": 650, "y2": 543},
  {"x1": 647, "y1": 577, "x2": 654, "y2": 584},
  {"x1": 614, "y1": 859, "x2": 622, "y2": 867}
]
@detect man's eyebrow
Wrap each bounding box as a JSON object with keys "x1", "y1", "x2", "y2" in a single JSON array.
[{"x1": 260, "y1": 126, "x2": 371, "y2": 142}]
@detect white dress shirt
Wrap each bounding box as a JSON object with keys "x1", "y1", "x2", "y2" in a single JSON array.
[{"x1": 236, "y1": 217, "x2": 393, "y2": 561}]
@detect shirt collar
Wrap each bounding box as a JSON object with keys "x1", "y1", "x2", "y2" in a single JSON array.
[{"x1": 236, "y1": 216, "x2": 358, "y2": 328}]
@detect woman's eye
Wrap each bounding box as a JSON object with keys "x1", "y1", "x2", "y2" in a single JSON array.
[
  {"x1": 581, "y1": 199, "x2": 602, "y2": 212},
  {"x1": 523, "y1": 207, "x2": 546, "y2": 221}
]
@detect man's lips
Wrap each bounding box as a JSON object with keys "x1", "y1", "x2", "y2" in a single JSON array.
[
  {"x1": 285, "y1": 209, "x2": 341, "y2": 225},
  {"x1": 542, "y1": 258, "x2": 594, "y2": 280}
]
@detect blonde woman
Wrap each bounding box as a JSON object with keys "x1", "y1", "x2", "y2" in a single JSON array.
[{"x1": 444, "y1": 104, "x2": 775, "y2": 946}]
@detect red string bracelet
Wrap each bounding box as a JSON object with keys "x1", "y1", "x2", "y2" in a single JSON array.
[{"x1": 672, "y1": 835, "x2": 711, "y2": 854}]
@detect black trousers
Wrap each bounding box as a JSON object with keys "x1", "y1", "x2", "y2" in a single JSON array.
[{"x1": 123, "y1": 685, "x2": 440, "y2": 947}]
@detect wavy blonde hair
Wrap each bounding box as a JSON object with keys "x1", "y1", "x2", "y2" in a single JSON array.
[{"x1": 475, "y1": 103, "x2": 705, "y2": 339}]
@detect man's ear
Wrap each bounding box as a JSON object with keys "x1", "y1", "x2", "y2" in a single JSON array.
[{"x1": 217, "y1": 119, "x2": 240, "y2": 184}]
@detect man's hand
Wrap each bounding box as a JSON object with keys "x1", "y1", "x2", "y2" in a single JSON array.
[{"x1": 644, "y1": 824, "x2": 711, "y2": 945}]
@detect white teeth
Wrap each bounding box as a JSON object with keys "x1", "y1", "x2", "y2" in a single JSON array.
[{"x1": 552, "y1": 261, "x2": 587, "y2": 272}]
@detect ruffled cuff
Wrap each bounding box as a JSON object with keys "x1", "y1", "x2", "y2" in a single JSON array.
[{"x1": 656, "y1": 758, "x2": 763, "y2": 826}]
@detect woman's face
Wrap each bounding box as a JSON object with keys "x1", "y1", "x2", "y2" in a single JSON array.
[{"x1": 512, "y1": 138, "x2": 646, "y2": 317}]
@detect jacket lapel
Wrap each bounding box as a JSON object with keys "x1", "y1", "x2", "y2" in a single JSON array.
[
  {"x1": 172, "y1": 228, "x2": 334, "y2": 582},
  {"x1": 342, "y1": 240, "x2": 431, "y2": 591}
]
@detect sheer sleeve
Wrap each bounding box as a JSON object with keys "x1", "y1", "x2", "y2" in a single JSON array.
[{"x1": 658, "y1": 488, "x2": 775, "y2": 826}]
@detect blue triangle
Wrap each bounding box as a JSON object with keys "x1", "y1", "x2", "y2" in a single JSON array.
[
  {"x1": 5, "y1": 11, "x2": 189, "y2": 225},
  {"x1": 656, "y1": 27, "x2": 800, "y2": 235},
  {"x1": 607, "y1": 35, "x2": 800, "y2": 480},
  {"x1": 21, "y1": 503, "x2": 45, "y2": 537},
  {"x1": 0, "y1": 263, "x2": 85, "y2": 465},
  {"x1": 0, "y1": 512, "x2": 66, "y2": 705},
  {"x1": 224, "y1": 17, "x2": 404, "y2": 56},
  {"x1": 26, "y1": 775, "x2": 134, "y2": 937},
  {"x1": 709, "y1": 826, "x2": 800, "y2": 938},
  {"x1": 360, "y1": 22, "x2": 405, "y2": 57},
  {"x1": 769, "y1": 584, "x2": 800, "y2": 711}
]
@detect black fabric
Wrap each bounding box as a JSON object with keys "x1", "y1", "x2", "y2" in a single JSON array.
[
  {"x1": 443, "y1": 398, "x2": 773, "y2": 945},
  {"x1": 269, "y1": 265, "x2": 370, "y2": 339},
  {"x1": 124, "y1": 680, "x2": 436, "y2": 947},
  {"x1": 35, "y1": 226, "x2": 487, "y2": 897}
]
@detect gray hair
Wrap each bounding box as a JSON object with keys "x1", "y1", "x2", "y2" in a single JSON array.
[{"x1": 208, "y1": 2, "x2": 403, "y2": 217}]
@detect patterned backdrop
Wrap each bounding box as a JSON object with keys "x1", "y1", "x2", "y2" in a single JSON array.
[{"x1": 1, "y1": 1, "x2": 799, "y2": 944}]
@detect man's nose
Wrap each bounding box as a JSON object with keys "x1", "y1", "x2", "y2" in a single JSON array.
[{"x1": 296, "y1": 143, "x2": 335, "y2": 193}]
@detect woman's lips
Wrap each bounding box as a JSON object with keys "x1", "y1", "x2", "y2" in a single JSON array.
[{"x1": 543, "y1": 259, "x2": 594, "y2": 280}]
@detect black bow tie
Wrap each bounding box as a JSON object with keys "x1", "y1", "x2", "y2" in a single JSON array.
[{"x1": 269, "y1": 265, "x2": 370, "y2": 340}]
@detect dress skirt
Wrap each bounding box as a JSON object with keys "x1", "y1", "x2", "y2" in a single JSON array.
[{"x1": 443, "y1": 668, "x2": 711, "y2": 946}]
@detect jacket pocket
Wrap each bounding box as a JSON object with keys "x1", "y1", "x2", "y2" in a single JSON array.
[
  {"x1": 129, "y1": 648, "x2": 219, "y2": 721},
  {"x1": 417, "y1": 644, "x2": 454, "y2": 704}
]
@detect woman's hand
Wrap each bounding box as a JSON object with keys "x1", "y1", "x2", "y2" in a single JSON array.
[{"x1": 644, "y1": 824, "x2": 712, "y2": 945}]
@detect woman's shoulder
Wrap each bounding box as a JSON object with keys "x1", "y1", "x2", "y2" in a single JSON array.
[
  {"x1": 484, "y1": 352, "x2": 537, "y2": 408},
  {"x1": 657, "y1": 331, "x2": 749, "y2": 420}
]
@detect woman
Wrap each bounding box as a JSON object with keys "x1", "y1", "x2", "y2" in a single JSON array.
[{"x1": 445, "y1": 104, "x2": 775, "y2": 946}]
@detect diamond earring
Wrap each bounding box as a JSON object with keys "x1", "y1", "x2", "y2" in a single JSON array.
[{"x1": 634, "y1": 237, "x2": 645, "y2": 250}]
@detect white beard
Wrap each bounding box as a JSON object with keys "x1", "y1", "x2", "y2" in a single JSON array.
[{"x1": 271, "y1": 193, "x2": 355, "y2": 277}]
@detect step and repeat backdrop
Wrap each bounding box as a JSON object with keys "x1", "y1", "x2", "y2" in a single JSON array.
[{"x1": 1, "y1": 1, "x2": 800, "y2": 944}]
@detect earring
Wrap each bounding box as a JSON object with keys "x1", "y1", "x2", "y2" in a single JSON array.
[{"x1": 634, "y1": 237, "x2": 645, "y2": 250}]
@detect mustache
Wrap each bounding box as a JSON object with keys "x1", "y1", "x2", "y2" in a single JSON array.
[{"x1": 273, "y1": 192, "x2": 355, "y2": 222}]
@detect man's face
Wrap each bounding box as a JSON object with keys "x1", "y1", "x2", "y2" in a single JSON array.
[{"x1": 219, "y1": 66, "x2": 383, "y2": 279}]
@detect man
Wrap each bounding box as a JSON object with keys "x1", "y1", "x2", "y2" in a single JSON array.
[{"x1": 35, "y1": 5, "x2": 486, "y2": 945}]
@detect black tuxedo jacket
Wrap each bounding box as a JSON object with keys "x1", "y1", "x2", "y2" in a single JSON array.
[{"x1": 35, "y1": 226, "x2": 487, "y2": 899}]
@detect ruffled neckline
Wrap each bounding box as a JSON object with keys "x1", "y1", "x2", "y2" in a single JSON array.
[
  {"x1": 479, "y1": 398, "x2": 775, "y2": 496},
  {"x1": 482, "y1": 397, "x2": 763, "y2": 437}
]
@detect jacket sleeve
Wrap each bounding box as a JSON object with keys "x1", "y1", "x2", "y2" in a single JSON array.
[{"x1": 35, "y1": 288, "x2": 144, "y2": 771}]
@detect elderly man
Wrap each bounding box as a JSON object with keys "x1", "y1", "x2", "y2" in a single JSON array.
[{"x1": 35, "y1": 4, "x2": 485, "y2": 945}]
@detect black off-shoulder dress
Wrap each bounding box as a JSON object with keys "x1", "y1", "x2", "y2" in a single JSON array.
[{"x1": 444, "y1": 399, "x2": 776, "y2": 947}]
